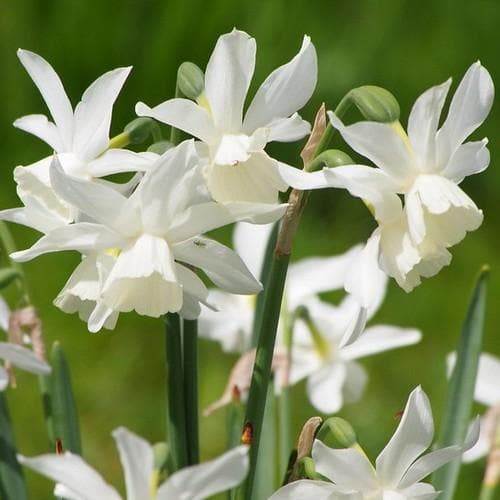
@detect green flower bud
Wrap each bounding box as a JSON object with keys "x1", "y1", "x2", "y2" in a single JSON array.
[
  {"x1": 317, "y1": 417, "x2": 358, "y2": 449},
  {"x1": 124, "y1": 117, "x2": 156, "y2": 144},
  {"x1": 0, "y1": 268, "x2": 21, "y2": 290},
  {"x1": 147, "y1": 140, "x2": 174, "y2": 155},
  {"x1": 349, "y1": 85, "x2": 400, "y2": 123},
  {"x1": 177, "y1": 62, "x2": 205, "y2": 101},
  {"x1": 309, "y1": 149, "x2": 353, "y2": 171}
]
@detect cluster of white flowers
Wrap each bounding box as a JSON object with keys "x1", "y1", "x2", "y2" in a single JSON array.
[{"x1": 0, "y1": 27, "x2": 495, "y2": 499}]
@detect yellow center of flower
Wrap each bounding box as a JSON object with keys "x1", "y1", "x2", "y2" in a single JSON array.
[{"x1": 104, "y1": 247, "x2": 121, "y2": 258}]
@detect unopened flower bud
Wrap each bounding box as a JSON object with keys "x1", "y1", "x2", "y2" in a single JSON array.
[
  {"x1": 317, "y1": 417, "x2": 357, "y2": 449},
  {"x1": 177, "y1": 62, "x2": 205, "y2": 101},
  {"x1": 124, "y1": 117, "x2": 156, "y2": 144},
  {"x1": 148, "y1": 140, "x2": 174, "y2": 155},
  {"x1": 348, "y1": 85, "x2": 400, "y2": 123}
]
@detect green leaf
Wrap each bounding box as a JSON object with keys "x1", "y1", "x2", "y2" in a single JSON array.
[
  {"x1": 432, "y1": 266, "x2": 489, "y2": 498},
  {"x1": 48, "y1": 342, "x2": 82, "y2": 454},
  {"x1": 0, "y1": 392, "x2": 28, "y2": 500}
]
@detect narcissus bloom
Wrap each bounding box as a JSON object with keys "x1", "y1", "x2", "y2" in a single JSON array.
[
  {"x1": 281, "y1": 62, "x2": 494, "y2": 292},
  {"x1": 270, "y1": 387, "x2": 479, "y2": 499},
  {"x1": 19, "y1": 426, "x2": 249, "y2": 499},
  {"x1": 136, "y1": 29, "x2": 317, "y2": 204},
  {"x1": 10, "y1": 49, "x2": 153, "y2": 227},
  {"x1": 11, "y1": 142, "x2": 287, "y2": 330},
  {"x1": 289, "y1": 296, "x2": 421, "y2": 414},
  {"x1": 328, "y1": 62, "x2": 493, "y2": 291}
]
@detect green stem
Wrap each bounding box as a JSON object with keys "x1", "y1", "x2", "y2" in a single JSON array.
[
  {"x1": 312, "y1": 95, "x2": 352, "y2": 158},
  {"x1": 182, "y1": 319, "x2": 199, "y2": 465},
  {"x1": 164, "y1": 313, "x2": 187, "y2": 472},
  {"x1": 250, "y1": 223, "x2": 279, "y2": 347},
  {"x1": 243, "y1": 254, "x2": 289, "y2": 500},
  {"x1": 243, "y1": 115, "x2": 338, "y2": 499}
]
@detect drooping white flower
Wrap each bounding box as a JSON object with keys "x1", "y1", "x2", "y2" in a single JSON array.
[
  {"x1": 136, "y1": 29, "x2": 317, "y2": 204},
  {"x1": 280, "y1": 62, "x2": 494, "y2": 292},
  {"x1": 19, "y1": 426, "x2": 249, "y2": 499},
  {"x1": 270, "y1": 387, "x2": 480, "y2": 499},
  {"x1": 329, "y1": 62, "x2": 493, "y2": 291},
  {"x1": 0, "y1": 296, "x2": 51, "y2": 390},
  {"x1": 11, "y1": 142, "x2": 287, "y2": 330},
  {"x1": 8, "y1": 49, "x2": 154, "y2": 227},
  {"x1": 447, "y1": 352, "x2": 500, "y2": 462}
]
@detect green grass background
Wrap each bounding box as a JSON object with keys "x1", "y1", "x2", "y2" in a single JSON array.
[{"x1": 0, "y1": 0, "x2": 499, "y2": 497}]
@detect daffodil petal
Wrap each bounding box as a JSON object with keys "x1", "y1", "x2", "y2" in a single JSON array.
[
  {"x1": 375, "y1": 386, "x2": 434, "y2": 487},
  {"x1": 157, "y1": 445, "x2": 249, "y2": 499},
  {"x1": 205, "y1": 29, "x2": 256, "y2": 131},
  {"x1": 112, "y1": 427, "x2": 154, "y2": 500},
  {"x1": 243, "y1": 35, "x2": 317, "y2": 133}
]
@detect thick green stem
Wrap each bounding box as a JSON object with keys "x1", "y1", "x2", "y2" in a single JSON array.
[
  {"x1": 243, "y1": 254, "x2": 289, "y2": 500},
  {"x1": 250, "y1": 223, "x2": 279, "y2": 347},
  {"x1": 183, "y1": 319, "x2": 199, "y2": 465},
  {"x1": 243, "y1": 112, "x2": 338, "y2": 498},
  {"x1": 165, "y1": 313, "x2": 187, "y2": 471}
]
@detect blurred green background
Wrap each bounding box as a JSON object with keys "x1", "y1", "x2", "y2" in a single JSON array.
[{"x1": 1, "y1": 0, "x2": 499, "y2": 497}]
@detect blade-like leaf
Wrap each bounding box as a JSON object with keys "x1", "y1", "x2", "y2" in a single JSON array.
[
  {"x1": 0, "y1": 392, "x2": 28, "y2": 500},
  {"x1": 49, "y1": 342, "x2": 82, "y2": 454},
  {"x1": 432, "y1": 266, "x2": 489, "y2": 497}
]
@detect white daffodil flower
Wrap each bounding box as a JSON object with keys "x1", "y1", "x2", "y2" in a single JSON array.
[
  {"x1": 0, "y1": 296, "x2": 51, "y2": 390},
  {"x1": 11, "y1": 142, "x2": 287, "y2": 330},
  {"x1": 448, "y1": 352, "x2": 500, "y2": 462},
  {"x1": 201, "y1": 222, "x2": 417, "y2": 415},
  {"x1": 289, "y1": 295, "x2": 421, "y2": 414},
  {"x1": 136, "y1": 29, "x2": 317, "y2": 204},
  {"x1": 279, "y1": 62, "x2": 494, "y2": 292},
  {"x1": 19, "y1": 426, "x2": 249, "y2": 500},
  {"x1": 9, "y1": 49, "x2": 154, "y2": 227},
  {"x1": 328, "y1": 62, "x2": 493, "y2": 291},
  {"x1": 269, "y1": 387, "x2": 480, "y2": 499},
  {"x1": 199, "y1": 222, "x2": 363, "y2": 353}
]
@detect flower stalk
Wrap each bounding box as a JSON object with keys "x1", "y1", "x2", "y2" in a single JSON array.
[
  {"x1": 164, "y1": 312, "x2": 188, "y2": 471},
  {"x1": 243, "y1": 104, "x2": 335, "y2": 499},
  {"x1": 182, "y1": 318, "x2": 199, "y2": 465}
]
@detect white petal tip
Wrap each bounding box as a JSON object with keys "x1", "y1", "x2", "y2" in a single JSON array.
[{"x1": 135, "y1": 102, "x2": 151, "y2": 116}]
